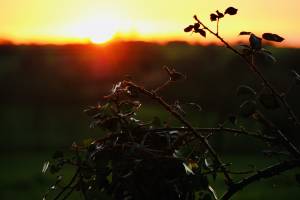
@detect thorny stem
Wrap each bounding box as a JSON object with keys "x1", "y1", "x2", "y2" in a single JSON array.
[
  {"x1": 124, "y1": 80, "x2": 234, "y2": 185},
  {"x1": 193, "y1": 15, "x2": 300, "y2": 158},
  {"x1": 193, "y1": 15, "x2": 300, "y2": 128}
]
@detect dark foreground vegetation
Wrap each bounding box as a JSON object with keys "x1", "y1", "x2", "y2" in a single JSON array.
[{"x1": 1, "y1": 22, "x2": 300, "y2": 199}]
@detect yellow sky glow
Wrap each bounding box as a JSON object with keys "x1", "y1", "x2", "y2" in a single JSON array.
[{"x1": 0, "y1": 0, "x2": 299, "y2": 46}]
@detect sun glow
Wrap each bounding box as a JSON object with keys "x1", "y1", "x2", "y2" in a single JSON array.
[{"x1": 89, "y1": 30, "x2": 115, "y2": 44}]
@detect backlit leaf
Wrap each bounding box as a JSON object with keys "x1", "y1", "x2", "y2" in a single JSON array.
[
  {"x1": 216, "y1": 10, "x2": 224, "y2": 18},
  {"x1": 225, "y1": 7, "x2": 238, "y2": 15},
  {"x1": 198, "y1": 29, "x2": 206, "y2": 37},
  {"x1": 239, "y1": 31, "x2": 251, "y2": 35},
  {"x1": 184, "y1": 25, "x2": 194, "y2": 32},
  {"x1": 210, "y1": 14, "x2": 218, "y2": 21},
  {"x1": 262, "y1": 33, "x2": 284, "y2": 42}
]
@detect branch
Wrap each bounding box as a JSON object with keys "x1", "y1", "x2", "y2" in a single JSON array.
[
  {"x1": 124, "y1": 80, "x2": 234, "y2": 185},
  {"x1": 220, "y1": 159, "x2": 300, "y2": 200},
  {"x1": 193, "y1": 15, "x2": 300, "y2": 158},
  {"x1": 53, "y1": 169, "x2": 79, "y2": 200},
  {"x1": 193, "y1": 15, "x2": 300, "y2": 128},
  {"x1": 151, "y1": 127, "x2": 278, "y2": 143}
]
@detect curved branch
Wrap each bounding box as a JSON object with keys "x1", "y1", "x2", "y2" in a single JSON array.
[
  {"x1": 193, "y1": 15, "x2": 300, "y2": 158},
  {"x1": 220, "y1": 159, "x2": 300, "y2": 200}
]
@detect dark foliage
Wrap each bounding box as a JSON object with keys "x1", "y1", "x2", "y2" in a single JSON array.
[{"x1": 42, "y1": 5, "x2": 300, "y2": 200}]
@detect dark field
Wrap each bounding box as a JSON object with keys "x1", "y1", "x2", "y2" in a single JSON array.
[{"x1": 1, "y1": 42, "x2": 300, "y2": 199}]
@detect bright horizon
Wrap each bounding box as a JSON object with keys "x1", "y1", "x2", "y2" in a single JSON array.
[{"x1": 1, "y1": 0, "x2": 299, "y2": 47}]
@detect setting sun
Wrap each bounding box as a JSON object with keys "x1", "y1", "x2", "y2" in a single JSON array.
[
  {"x1": 89, "y1": 30, "x2": 115, "y2": 44},
  {"x1": 1, "y1": 0, "x2": 300, "y2": 46}
]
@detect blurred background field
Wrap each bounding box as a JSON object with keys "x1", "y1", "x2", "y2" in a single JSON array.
[{"x1": 1, "y1": 41, "x2": 300, "y2": 199}]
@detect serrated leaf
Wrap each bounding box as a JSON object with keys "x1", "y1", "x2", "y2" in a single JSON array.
[
  {"x1": 262, "y1": 33, "x2": 284, "y2": 42},
  {"x1": 225, "y1": 7, "x2": 238, "y2": 15},
  {"x1": 237, "y1": 85, "x2": 256, "y2": 98},
  {"x1": 249, "y1": 34, "x2": 262, "y2": 50},
  {"x1": 259, "y1": 93, "x2": 280, "y2": 110},
  {"x1": 239, "y1": 100, "x2": 257, "y2": 117}
]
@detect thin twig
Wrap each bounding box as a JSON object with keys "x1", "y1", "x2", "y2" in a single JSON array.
[
  {"x1": 193, "y1": 15, "x2": 300, "y2": 158},
  {"x1": 151, "y1": 127, "x2": 278, "y2": 143},
  {"x1": 193, "y1": 15, "x2": 300, "y2": 127},
  {"x1": 53, "y1": 169, "x2": 79, "y2": 200},
  {"x1": 124, "y1": 80, "x2": 234, "y2": 185}
]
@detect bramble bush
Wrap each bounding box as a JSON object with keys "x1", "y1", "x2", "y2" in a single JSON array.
[{"x1": 42, "y1": 5, "x2": 300, "y2": 200}]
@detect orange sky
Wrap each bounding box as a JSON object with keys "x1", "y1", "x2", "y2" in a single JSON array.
[{"x1": 0, "y1": 0, "x2": 299, "y2": 46}]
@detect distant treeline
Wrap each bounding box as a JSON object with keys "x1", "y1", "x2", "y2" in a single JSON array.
[{"x1": 1, "y1": 41, "x2": 300, "y2": 150}]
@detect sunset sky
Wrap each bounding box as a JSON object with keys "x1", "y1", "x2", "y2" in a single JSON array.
[{"x1": 0, "y1": 0, "x2": 299, "y2": 46}]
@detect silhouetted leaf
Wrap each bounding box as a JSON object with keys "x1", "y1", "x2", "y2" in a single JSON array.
[
  {"x1": 184, "y1": 25, "x2": 194, "y2": 32},
  {"x1": 210, "y1": 14, "x2": 218, "y2": 21},
  {"x1": 262, "y1": 33, "x2": 284, "y2": 42},
  {"x1": 225, "y1": 7, "x2": 238, "y2": 15},
  {"x1": 194, "y1": 23, "x2": 200, "y2": 30},
  {"x1": 239, "y1": 31, "x2": 251, "y2": 35},
  {"x1": 198, "y1": 29, "x2": 206, "y2": 37},
  {"x1": 237, "y1": 85, "x2": 256, "y2": 98},
  {"x1": 239, "y1": 100, "x2": 257, "y2": 117},
  {"x1": 249, "y1": 34, "x2": 262, "y2": 50},
  {"x1": 216, "y1": 10, "x2": 224, "y2": 18},
  {"x1": 259, "y1": 93, "x2": 280, "y2": 110}
]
